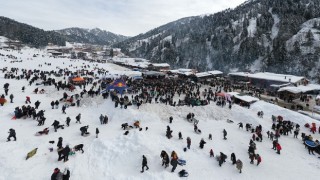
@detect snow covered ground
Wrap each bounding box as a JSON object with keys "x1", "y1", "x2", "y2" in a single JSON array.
[{"x1": 0, "y1": 48, "x2": 320, "y2": 180}]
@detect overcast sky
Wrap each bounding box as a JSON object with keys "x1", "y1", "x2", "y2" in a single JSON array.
[{"x1": 0, "y1": 0, "x2": 246, "y2": 36}]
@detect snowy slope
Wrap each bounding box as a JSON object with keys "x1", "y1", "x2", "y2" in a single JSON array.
[
  {"x1": 0, "y1": 48, "x2": 320, "y2": 180},
  {"x1": 286, "y1": 18, "x2": 320, "y2": 54},
  {"x1": 269, "y1": 8, "x2": 280, "y2": 41}
]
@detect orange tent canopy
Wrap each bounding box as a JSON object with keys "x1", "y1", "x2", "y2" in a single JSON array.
[
  {"x1": 72, "y1": 77, "x2": 85, "y2": 82},
  {"x1": 0, "y1": 98, "x2": 7, "y2": 104}
]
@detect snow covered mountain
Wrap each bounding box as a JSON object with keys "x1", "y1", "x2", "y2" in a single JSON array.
[
  {"x1": 0, "y1": 16, "x2": 66, "y2": 47},
  {"x1": 114, "y1": 0, "x2": 320, "y2": 82},
  {"x1": 0, "y1": 16, "x2": 128, "y2": 47},
  {"x1": 56, "y1": 27, "x2": 129, "y2": 46}
]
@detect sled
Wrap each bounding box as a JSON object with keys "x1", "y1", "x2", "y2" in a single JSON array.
[
  {"x1": 305, "y1": 140, "x2": 319, "y2": 148},
  {"x1": 177, "y1": 159, "x2": 186, "y2": 166},
  {"x1": 26, "y1": 148, "x2": 38, "y2": 160}
]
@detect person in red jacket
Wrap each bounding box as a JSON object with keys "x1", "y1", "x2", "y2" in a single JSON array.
[
  {"x1": 311, "y1": 126, "x2": 316, "y2": 134},
  {"x1": 25, "y1": 96, "x2": 31, "y2": 104},
  {"x1": 276, "y1": 143, "x2": 282, "y2": 154},
  {"x1": 51, "y1": 168, "x2": 63, "y2": 180},
  {"x1": 256, "y1": 154, "x2": 262, "y2": 166}
]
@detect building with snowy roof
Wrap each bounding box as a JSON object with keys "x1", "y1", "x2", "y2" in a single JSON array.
[
  {"x1": 228, "y1": 72, "x2": 307, "y2": 90},
  {"x1": 191, "y1": 71, "x2": 223, "y2": 82},
  {"x1": 277, "y1": 84, "x2": 320, "y2": 102}
]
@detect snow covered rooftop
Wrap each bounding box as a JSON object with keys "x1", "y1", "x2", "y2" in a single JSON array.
[
  {"x1": 168, "y1": 69, "x2": 196, "y2": 76},
  {"x1": 234, "y1": 94, "x2": 259, "y2": 103},
  {"x1": 228, "y1": 72, "x2": 305, "y2": 83},
  {"x1": 208, "y1": 70, "x2": 223, "y2": 75},
  {"x1": 150, "y1": 63, "x2": 170, "y2": 67},
  {"x1": 112, "y1": 58, "x2": 150, "y2": 68},
  {"x1": 177, "y1": 68, "x2": 194, "y2": 72},
  {"x1": 126, "y1": 62, "x2": 150, "y2": 68},
  {"x1": 278, "y1": 84, "x2": 320, "y2": 93},
  {"x1": 195, "y1": 72, "x2": 212, "y2": 78}
]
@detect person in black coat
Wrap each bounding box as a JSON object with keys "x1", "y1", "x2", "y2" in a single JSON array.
[
  {"x1": 65, "y1": 117, "x2": 71, "y2": 127},
  {"x1": 223, "y1": 129, "x2": 227, "y2": 140},
  {"x1": 169, "y1": 116, "x2": 173, "y2": 123},
  {"x1": 4, "y1": 88, "x2": 8, "y2": 96},
  {"x1": 178, "y1": 132, "x2": 183, "y2": 140},
  {"x1": 230, "y1": 153, "x2": 236, "y2": 165},
  {"x1": 57, "y1": 137, "x2": 63, "y2": 149},
  {"x1": 62, "y1": 168, "x2": 70, "y2": 180},
  {"x1": 199, "y1": 138, "x2": 206, "y2": 149},
  {"x1": 7, "y1": 128, "x2": 16, "y2": 141},
  {"x1": 54, "y1": 100, "x2": 59, "y2": 109},
  {"x1": 80, "y1": 126, "x2": 89, "y2": 136},
  {"x1": 272, "y1": 140, "x2": 278, "y2": 150},
  {"x1": 219, "y1": 152, "x2": 227, "y2": 166},
  {"x1": 160, "y1": 150, "x2": 169, "y2": 168},
  {"x1": 9, "y1": 94, "x2": 14, "y2": 103},
  {"x1": 62, "y1": 105, "x2": 66, "y2": 114},
  {"x1": 73, "y1": 144, "x2": 84, "y2": 153},
  {"x1": 52, "y1": 120, "x2": 60, "y2": 132},
  {"x1": 37, "y1": 110, "x2": 45, "y2": 120},
  {"x1": 96, "y1": 128, "x2": 99, "y2": 138},
  {"x1": 76, "y1": 114, "x2": 81, "y2": 124},
  {"x1": 51, "y1": 101, "x2": 55, "y2": 109},
  {"x1": 62, "y1": 145, "x2": 70, "y2": 162},
  {"x1": 35, "y1": 100, "x2": 41, "y2": 109},
  {"x1": 238, "y1": 122, "x2": 243, "y2": 129},
  {"x1": 171, "y1": 158, "x2": 178, "y2": 172},
  {"x1": 141, "y1": 155, "x2": 149, "y2": 173},
  {"x1": 38, "y1": 117, "x2": 46, "y2": 126}
]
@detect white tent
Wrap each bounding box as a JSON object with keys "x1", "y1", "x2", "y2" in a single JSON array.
[{"x1": 234, "y1": 94, "x2": 259, "y2": 103}]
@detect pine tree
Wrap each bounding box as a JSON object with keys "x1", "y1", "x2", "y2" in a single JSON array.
[{"x1": 306, "y1": 30, "x2": 314, "y2": 44}]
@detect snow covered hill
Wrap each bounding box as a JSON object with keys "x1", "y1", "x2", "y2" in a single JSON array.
[
  {"x1": 0, "y1": 48, "x2": 320, "y2": 180},
  {"x1": 56, "y1": 27, "x2": 129, "y2": 46}
]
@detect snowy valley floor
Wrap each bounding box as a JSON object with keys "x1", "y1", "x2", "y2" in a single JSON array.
[{"x1": 0, "y1": 48, "x2": 320, "y2": 180}]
